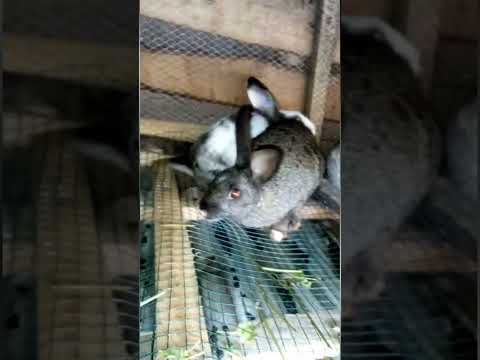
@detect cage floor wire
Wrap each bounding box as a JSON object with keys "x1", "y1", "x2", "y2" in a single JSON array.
[
  {"x1": 139, "y1": 154, "x2": 340, "y2": 360},
  {"x1": 342, "y1": 272, "x2": 477, "y2": 360}
]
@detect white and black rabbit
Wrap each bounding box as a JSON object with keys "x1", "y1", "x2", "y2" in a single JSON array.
[
  {"x1": 341, "y1": 16, "x2": 441, "y2": 315},
  {"x1": 198, "y1": 80, "x2": 323, "y2": 241},
  {"x1": 170, "y1": 77, "x2": 316, "y2": 192}
]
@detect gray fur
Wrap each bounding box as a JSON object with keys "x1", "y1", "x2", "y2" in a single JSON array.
[
  {"x1": 327, "y1": 143, "x2": 341, "y2": 192},
  {"x1": 341, "y1": 21, "x2": 441, "y2": 312}
]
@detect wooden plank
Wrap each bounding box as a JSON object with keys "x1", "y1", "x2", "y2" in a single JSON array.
[
  {"x1": 142, "y1": 86, "x2": 341, "y2": 125},
  {"x1": 141, "y1": 49, "x2": 307, "y2": 111},
  {"x1": 305, "y1": 0, "x2": 340, "y2": 136},
  {"x1": 141, "y1": 89, "x2": 236, "y2": 125},
  {"x1": 342, "y1": 0, "x2": 393, "y2": 19},
  {"x1": 439, "y1": 0, "x2": 477, "y2": 40},
  {"x1": 141, "y1": 50, "x2": 342, "y2": 121},
  {"x1": 150, "y1": 161, "x2": 211, "y2": 357},
  {"x1": 4, "y1": 34, "x2": 137, "y2": 89},
  {"x1": 140, "y1": 118, "x2": 207, "y2": 142},
  {"x1": 325, "y1": 69, "x2": 341, "y2": 123},
  {"x1": 140, "y1": 0, "x2": 316, "y2": 56}
]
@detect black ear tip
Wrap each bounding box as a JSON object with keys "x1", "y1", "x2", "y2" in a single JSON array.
[
  {"x1": 238, "y1": 104, "x2": 254, "y2": 115},
  {"x1": 247, "y1": 76, "x2": 267, "y2": 90}
]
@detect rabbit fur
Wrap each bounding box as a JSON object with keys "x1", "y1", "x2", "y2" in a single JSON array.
[
  {"x1": 199, "y1": 78, "x2": 323, "y2": 241},
  {"x1": 170, "y1": 77, "x2": 317, "y2": 193}
]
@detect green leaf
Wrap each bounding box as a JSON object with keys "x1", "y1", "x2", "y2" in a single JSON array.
[{"x1": 237, "y1": 321, "x2": 258, "y2": 343}]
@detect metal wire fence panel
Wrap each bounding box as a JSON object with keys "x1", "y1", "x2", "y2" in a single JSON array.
[{"x1": 341, "y1": 273, "x2": 476, "y2": 360}]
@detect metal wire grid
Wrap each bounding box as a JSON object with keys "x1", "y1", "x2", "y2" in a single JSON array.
[
  {"x1": 188, "y1": 219, "x2": 340, "y2": 359},
  {"x1": 342, "y1": 273, "x2": 476, "y2": 360},
  {"x1": 37, "y1": 136, "x2": 138, "y2": 360},
  {"x1": 139, "y1": 154, "x2": 340, "y2": 359}
]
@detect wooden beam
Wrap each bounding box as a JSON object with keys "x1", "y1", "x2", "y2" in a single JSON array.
[
  {"x1": 142, "y1": 85, "x2": 340, "y2": 128},
  {"x1": 141, "y1": 51, "x2": 341, "y2": 122},
  {"x1": 4, "y1": 34, "x2": 137, "y2": 89},
  {"x1": 141, "y1": 50, "x2": 307, "y2": 111},
  {"x1": 140, "y1": 0, "x2": 316, "y2": 56},
  {"x1": 305, "y1": 0, "x2": 340, "y2": 139},
  {"x1": 143, "y1": 160, "x2": 211, "y2": 358},
  {"x1": 439, "y1": 0, "x2": 477, "y2": 40},
  {"x1": 141, "y1": 89, "x2": 236, "y2": 125},
  {"x1": 140, "y1": 118, "x2": 207, "y2": 142}
]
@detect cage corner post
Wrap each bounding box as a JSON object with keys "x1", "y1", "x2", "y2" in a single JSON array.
[{"x1": 305, "y1": 0, "x2": 340, "y2": 142}]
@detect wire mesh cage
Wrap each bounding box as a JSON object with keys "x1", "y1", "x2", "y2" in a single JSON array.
[
  {"x1": 342, "y1": 272, "x2": 477, "y2": 360},
  {"x1": 2, "y1": 101, "x2": 139, "y2": 359},
  {"x1": 139, "y1": 1, "x2": 341, "y2": 358},
  {"x1": 139, "y1": 156, "x2": 340, "y2": 360}
]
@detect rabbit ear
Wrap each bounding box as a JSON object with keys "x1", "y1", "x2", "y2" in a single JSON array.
[
  {"x1": 169, "y1": 155, "x2": 194, "y2": 177},
  {"x1": 250, "y1": 148, "x2": 282, "y2": 182},
  {"x1": 247, "y1": 77, "x2": 278, "y2": 118},
  {"x1": 235, "y1": 105, "x2": 253, "y2": 169}
]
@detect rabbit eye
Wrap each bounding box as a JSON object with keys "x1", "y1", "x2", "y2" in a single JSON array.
[{"x1": 228, "y1": 188, "x2": 241, "y2": 200}]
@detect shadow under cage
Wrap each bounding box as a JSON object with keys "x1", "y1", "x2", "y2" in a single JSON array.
[{"x1": 139, "y1": 1, "x2": 341, "y2": 358}]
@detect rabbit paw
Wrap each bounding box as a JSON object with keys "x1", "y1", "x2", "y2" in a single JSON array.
[{"x1": 270, "y1": 229, "x2": 286, "y2": 242}]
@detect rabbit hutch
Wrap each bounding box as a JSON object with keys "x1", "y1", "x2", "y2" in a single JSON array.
[
  {"x1": 139, "y1": 1, "x2": 341, "y2": 359},
  {"x1": 341, "y1": 0, "x2": 477, "y2": 359}
]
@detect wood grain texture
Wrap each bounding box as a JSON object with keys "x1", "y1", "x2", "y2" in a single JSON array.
[
  {"x1": 141, "y1": 51, "x2": 341, "y2": 121},
  {"x1": 140, "y1": 0, "x2": 316, "y2": 56},
  {"x1": 305, "y1": 0, "x2": 340, "y2": 134},
  {"x1": 140, "y1": 118, "x2": 208, "y2": 142},
  {"x1": 439, "y1": 0, "x2": 477, "y2": 40},
  {"x1": 145, "y1": 160, "x2": 211, "y2": 357},
  {"x1": 141, "y1": 49, "x2": 307, "y2": 111},
  {"x1": 4, "y1": 34, "x2": 137, "y2": 89}
]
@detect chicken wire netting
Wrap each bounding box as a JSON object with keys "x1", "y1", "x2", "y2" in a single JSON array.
[
  {"x1": 342, "y1": 272, "x2": 477, "y2": 360},
  {"x1": 140, "y1": 0, "x2": 340, "y2": 134},
  {"x1": 2, "y1": 106, "x2": 139, "y2": 359}
]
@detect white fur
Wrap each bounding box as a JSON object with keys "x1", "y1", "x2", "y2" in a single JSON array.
[
  {"x1": 169, "y1": 162, "x2": 194, "y2": 177},
  {"x1": 250, "y1": 113, "x2": 269, "y2": 137},
  {"x1": 196, "y1": 114, "x2": 269, "y2": 174},
  {"x1": 247, "y1": 86, "x2": 276, "y2": 117},
  {"x1": 270, "y1": 229, "x2": 285, "y2": 242},
  {"x1": 280, "y1": 110, "x2": 317, "y2": 135},
  {"x1": 342, "y1": 16, "x2": 421, "y2": 75},
  {"x1": 72, "y1": 140, "x2": 131, "y2": 172},
  {"x1": 200, "y1": 118, "x2": 237, "y2": 170}
]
